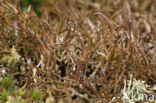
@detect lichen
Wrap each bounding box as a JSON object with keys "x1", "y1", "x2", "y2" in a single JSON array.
[{"x1": 0, "y1": 46, "x2": 21, "y2": 67}]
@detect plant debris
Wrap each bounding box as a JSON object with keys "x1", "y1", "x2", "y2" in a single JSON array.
[{"x1": 0, "y1": 0, "x2": 156, "y2": 102}]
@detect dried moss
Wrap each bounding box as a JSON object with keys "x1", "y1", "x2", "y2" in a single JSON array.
[{"x1": 0, "y1": 0, "x2": 156, "y2": 103}]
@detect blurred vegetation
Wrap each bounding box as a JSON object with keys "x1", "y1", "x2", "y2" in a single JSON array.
[
  {"x1": 21, "y1": 0, "x2": 42, "y2": 16},
  {"x1": 0, "y1": 76, "x2": 43, "y2": 103},
  {"x1": 0, "y1": 0, "x2": 156, "y2": 103}
]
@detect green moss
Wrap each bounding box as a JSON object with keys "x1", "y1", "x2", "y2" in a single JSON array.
[
  {"x1": 0, "y1": 77, "x2": 44, "y2": 103},
  {"x1": 0, "y1": 91, "x2": 9, "y2": 102},
  {"x1": 0, "y1": 76, "x2": 15, "y2": 92},
  {"x1": 0, "y1": 46, "x2": 21, "y2": 67},
  {"x1": 30, "y1": 89, "x2": 42, "y2": 102}
]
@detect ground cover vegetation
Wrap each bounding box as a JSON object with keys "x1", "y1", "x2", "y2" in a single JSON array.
[{"x1": 0, "y1": 0, "x2": 156, "y2": 103}]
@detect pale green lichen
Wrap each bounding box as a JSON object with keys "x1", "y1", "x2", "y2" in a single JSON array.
[
  {"x1": 122, "y1": 74, "x2": 156, "y2": 103},
  {"x1": 0, "y1": 46, "x2": 21, "y2": 67}
]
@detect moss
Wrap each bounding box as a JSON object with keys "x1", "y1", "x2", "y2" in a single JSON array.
[{"x1": 0, "y1": 47, "x2": 21, "y2": 67}]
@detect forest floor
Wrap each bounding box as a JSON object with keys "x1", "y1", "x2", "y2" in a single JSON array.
[{"x1": 0, "y1": 0, "x2": 156, "y2": 103}]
